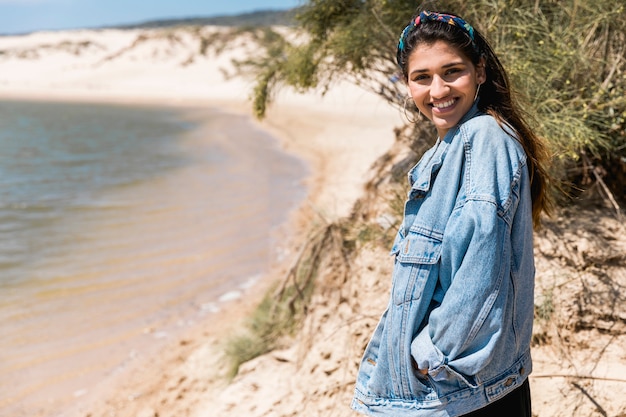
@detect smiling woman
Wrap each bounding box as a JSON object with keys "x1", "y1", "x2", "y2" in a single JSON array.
[{"x1": 351, "y1": 10, "x2": 554, "y2": 417}]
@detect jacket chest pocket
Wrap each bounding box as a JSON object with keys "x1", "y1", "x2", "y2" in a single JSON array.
[{"x1": 392, "y1": 232, "x2": 442, "y2": 305}]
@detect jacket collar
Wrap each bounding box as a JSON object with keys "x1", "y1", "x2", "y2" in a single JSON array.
[{"x1": 407, "y1": 102, "x2": 482, "y2": 199}]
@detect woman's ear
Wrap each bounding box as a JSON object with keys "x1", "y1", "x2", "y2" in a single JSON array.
[{"x1": 476, "y1": 57, "x2": 487, "y2": 84}]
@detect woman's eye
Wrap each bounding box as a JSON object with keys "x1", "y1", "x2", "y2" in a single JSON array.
[
  {"x1": 445, "y1": 68, "x2": 461, "y2": 75},
  {"x1": 412, "y1": 74, "x2": 429, "y2": 82}
]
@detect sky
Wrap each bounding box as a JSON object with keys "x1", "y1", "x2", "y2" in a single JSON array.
[{"x1": 0, "y1": 0, "x2": 302, "y2": 35}]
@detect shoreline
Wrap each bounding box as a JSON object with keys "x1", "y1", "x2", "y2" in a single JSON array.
[
  {"x1": 1, "y1": 88, "x2": 401, "y2": 417},
  {"x1": 0, "y1": 98, "x2": 308, "y2": 417},
  {"x1": 0, "y1": 25, "x2": 401, "y2": 416},
  {"x1": 0, "y1": 82, "x2": 401, "y2": 218}
]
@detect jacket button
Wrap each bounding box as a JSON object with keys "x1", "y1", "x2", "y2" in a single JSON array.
[
  {"x1": 504, "y1": 377, "x2": 515, "y2": 387},
  {"x1": 520, "y1": 367, "x2": 525, "y2": 375}
]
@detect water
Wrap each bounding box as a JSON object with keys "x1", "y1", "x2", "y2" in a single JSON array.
[
  {"x1": 0, "y1": 101, "x2": 192, "y2": 285},
  {"x1": 0, "y1": 100, "x2": 307, "y2": 416}
]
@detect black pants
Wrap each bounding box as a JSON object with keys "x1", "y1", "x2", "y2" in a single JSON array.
[{"x1": 462, "y1": 379, "x2": 531, "y2": 417}]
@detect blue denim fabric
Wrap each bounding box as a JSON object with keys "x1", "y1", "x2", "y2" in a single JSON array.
[{"x1": 352, "y1": 104, "x2": 535, "y2": 417}]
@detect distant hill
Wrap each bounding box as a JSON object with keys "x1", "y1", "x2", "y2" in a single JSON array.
[{"x1": 114, "y1": 9, "x2": 298, "y2": 29}]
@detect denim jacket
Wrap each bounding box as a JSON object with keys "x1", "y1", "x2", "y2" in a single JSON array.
[{"x1": 352, "y1": 104, "x2": 535, "y2": 417}]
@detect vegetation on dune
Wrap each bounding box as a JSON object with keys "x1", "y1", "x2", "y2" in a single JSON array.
[
  {"x1": 224, "y1": 0, "x2": 626, "y2": 381},
  {"x1": 241, "y1": 0, "x2": 626, "y2": 207}
]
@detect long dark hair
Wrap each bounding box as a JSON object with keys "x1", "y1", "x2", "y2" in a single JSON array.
[{"x1": 398, "y1": 12, "x2": 553, "y2": 227}]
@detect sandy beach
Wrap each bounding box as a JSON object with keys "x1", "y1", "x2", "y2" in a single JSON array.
[
  {"x1": 0, "y1": 25, "x2": 401, "y2": 417},
  {"x1": 2, "y1": 25, "x2": 625, "y2": 417}
]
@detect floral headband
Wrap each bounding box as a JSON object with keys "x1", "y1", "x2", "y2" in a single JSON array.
[{"x1": 397, "y1": 11, "x2": 478, "y2": 66}]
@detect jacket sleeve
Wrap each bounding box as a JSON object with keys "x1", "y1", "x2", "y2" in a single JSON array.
[{"x1": 410, "y1": 198, "x2": 511, "y2": 382}]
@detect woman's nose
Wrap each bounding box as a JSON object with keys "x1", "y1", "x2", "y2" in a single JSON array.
[{"x1": 430, "y1": 75, "x2": 449, "y2": 98}]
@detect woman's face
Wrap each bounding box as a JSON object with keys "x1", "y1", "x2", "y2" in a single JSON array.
[{"x1": 406, "y1": 40, "x2": 486, "y2": 138}]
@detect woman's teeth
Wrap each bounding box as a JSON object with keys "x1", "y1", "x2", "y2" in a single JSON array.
[{"x1": 433, "y1": 99, "x2": 455, "y2": 109}]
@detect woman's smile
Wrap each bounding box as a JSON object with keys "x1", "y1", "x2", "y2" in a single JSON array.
[{"x1": 431, "y1": 98, "x2": 458, "y2": 113}]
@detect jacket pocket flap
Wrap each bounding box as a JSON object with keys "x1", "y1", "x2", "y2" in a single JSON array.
[{"x1": 396, "y1": 233, "x2": 442, "y2": 264}]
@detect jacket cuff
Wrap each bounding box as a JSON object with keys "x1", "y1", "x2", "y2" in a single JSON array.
[{"x1": 411, "y1": 326, "x2": 445, "y2": 377}]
